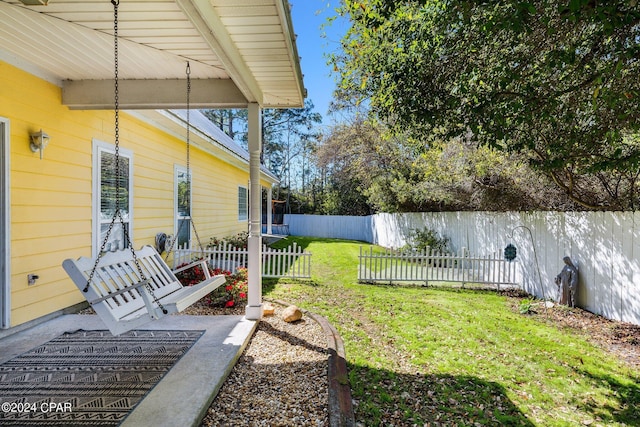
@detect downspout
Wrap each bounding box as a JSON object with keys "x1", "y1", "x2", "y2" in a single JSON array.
[{"x1": 0, "y1": 118, "x2": 10, "y2": 329}]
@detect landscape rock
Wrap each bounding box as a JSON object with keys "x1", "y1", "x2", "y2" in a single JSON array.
[
  {"x1": 263, "y1": 302, "x2": 275, "y2": 316},
  {"x1": 282, "y1": 305, "x2": 302, "y2": 322}
]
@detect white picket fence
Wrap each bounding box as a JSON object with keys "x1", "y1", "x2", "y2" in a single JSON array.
[
  {"x1": 358, "y1": 246, "x2": 520, "y2": 289},
  {"x1": 173, "y1": 242, "x2": 311, "y2": 279}
]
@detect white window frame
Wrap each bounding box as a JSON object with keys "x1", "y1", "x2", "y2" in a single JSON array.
[
  {"x1": 174, "y1": 165, "x2": 192, "y2": 249},
  {"x1": 92, "y1": 139, "x2": 134, "y2": 258},
  {"x1": 238, "y1": 185, "x2": 248, "y2": 222}
]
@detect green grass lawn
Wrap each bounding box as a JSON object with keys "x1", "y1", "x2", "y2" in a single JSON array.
[{"x1": 266, "y1": 237, "x2": 639, "y2": 426}]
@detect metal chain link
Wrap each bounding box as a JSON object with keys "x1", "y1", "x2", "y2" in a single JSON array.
[
  {"x1": 185, "y1": 63, "x2": 205, "y2": 258},
  {"x1": 84, "y1": 0, "x2": 122, "y2": 292},
  {"x1": 193, "y1": 220, "x2": 205, "y2": 259},
  {"x1": 186, "y1": 62, "x2": 191, "y2": 188},
  {"x1": 164, "y1": 62, "x2": 204, "y2": 261},
  {"x1": 164, "y1": 218, "x2": 185, "y2": 262},
  {"x1": 85, "y1": 0, "x2": 167, "y2": 315}
]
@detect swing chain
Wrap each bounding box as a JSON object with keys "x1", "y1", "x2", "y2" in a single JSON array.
[
  {"x1": 193, "y1": 218, "x2": 205, "y2": 260},
  {"x1": 164, "y1": 62, "x2": 204, "y2": 261},
  {"x1": 186, "y1": 62, "x2": 191, "y2": 183},
  {"x1": 83, "y1": 0, "x2": 122, "y2": 293},
  {"x1": 185, "y1": 63, "x2": 205, "y2": 258},
  {"x1": 85, "y1": 0, "x2": 167, "y2": 315}
]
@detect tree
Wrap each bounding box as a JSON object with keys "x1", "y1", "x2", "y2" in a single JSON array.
[
  {"x1": 405, "y1": 138, "x2": 576, "y2": 211},
  {"x1": 201, "y1": 109, "x2": 247, "y2": 144},
  {"x1": 315, "y1": 118, "x2": 385, "y2": 214},
  {"x1": 333, "y1": 0, "x2": 640, "y2": 209},
  {"x1": 262, "y1": 99, "x2": 322, "y2": 198},
  {"x1": 201, "y1": 101, "x2": 322, "y2": 213},
  {"x1": 316, "y1": 114, "x2": 575, "y2": 213}
]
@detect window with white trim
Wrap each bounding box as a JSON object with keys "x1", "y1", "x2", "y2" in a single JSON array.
[
  {"x1": 238, "y1": 186, "x2": 248, "y2": 221},
  {"x1": 93, "y1": 140, "x2": 133, "y2": 257},
  {"x1": 175, "y1": 166, "x2": 192, "y2": 248}
]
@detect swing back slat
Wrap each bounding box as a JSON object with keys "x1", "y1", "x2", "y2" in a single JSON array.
[{"x1": 63, "y1": 245, "x2": 225, "y2": 335}]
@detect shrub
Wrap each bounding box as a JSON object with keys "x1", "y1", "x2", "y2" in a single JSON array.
[
  {"x1": 174, "y1": 260, "x2": 213, "y2": 287},
  {"x1": 207, "y1": 231, "x2": 249, "y2": 249},
  {"x1": 403, "y1": 227, "x2": 452, "y2": 254},
  {"x1": 225, "y1": 232, "x2": 249, "y2": 249},
  {"x1": 207, "y1": 236, "x2": 223, "y2": 248},
  {"x1": 208, "y1": 267, "x2": 248, "y2": 308},
  {"x1": 519, "y1": 299, "x2": 536, "y2": 314},
  {"x1": 175, "y1": 261, "x2": 248, "y2": 309}
]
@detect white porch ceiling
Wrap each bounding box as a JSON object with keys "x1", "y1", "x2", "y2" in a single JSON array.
[{"x1": 0, "y1": 0, "x2": 305, "y2": 108}]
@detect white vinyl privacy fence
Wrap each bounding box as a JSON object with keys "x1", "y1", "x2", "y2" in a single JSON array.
[
  {"x1": 286, "y1": 211, "x2": 640, "y2": 325},
  {"x1": 358, "y1": 246, "x2": 520, "y2": 288},
  {"x1": 173, "y1": 242, "x2": 311, "y2": 279}
]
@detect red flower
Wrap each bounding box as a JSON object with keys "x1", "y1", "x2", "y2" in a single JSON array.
[
  {"x1": 225, "y1": 300, "x2": 235, "y2": 307},
  {"x1": 239, "y1": 292, "x2": 246, "y2": 299},
  {"x1": 225, "y1": 285, "x2": 233, "y2": 291}
]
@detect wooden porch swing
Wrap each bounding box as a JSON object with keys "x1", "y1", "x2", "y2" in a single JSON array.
[{"x1": 62, "y1": 0, "x2": 224, "y2": 336}]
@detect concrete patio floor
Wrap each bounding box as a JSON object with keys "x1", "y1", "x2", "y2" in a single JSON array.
[{"x1": 0, "y1": 314, "x2": 258, "y2": 427}]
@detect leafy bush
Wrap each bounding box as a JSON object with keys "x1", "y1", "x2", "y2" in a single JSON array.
[
  {"x1": 519, "y1": 299, "x2": 536, "y2": 314},
  {"x1": 207, "y1": 231, "x2": 249, "y2": 249},
  {"x1": 207, "y1": 267, "x2": 248, "y2": 308},
  {"x1": 207, "y1": 236, "x2": 222, "y2": 248},
  {"x1": 403, "y1": 227, "x2": 452, "y2": 254},
  {"x1": 174, "y1": 260, "x2": 212, "y2": 287},
  {"x1": 225, "y1": 232, "x2": 248, "y2": 249},
  {"x1": 175, "y1": 261, "x2": 248, "y2": 309}
]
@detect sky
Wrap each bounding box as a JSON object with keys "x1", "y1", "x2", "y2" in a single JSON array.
[{"x1": 288, "y1": 1, "x2": 350, "y2": 125}]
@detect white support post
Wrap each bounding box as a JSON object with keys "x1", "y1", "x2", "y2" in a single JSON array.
[
  {"x1": 246, "y1": 103, "x2": 263, "y2": 320},
  {"x1": 267, "y1": 186, "x2": 273, "y2": 236}
]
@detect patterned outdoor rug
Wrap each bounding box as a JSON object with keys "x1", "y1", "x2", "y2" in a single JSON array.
[{"x1": 0, "y1": 329, "x2": 204, "y2": 426}]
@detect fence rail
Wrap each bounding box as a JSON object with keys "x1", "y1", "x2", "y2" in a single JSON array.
[
  {"x1": 358, "y1": 246, "x2": 519, "y2": 288},
  {"x1": 173, "y1": 242, "x2": 311, "y2": 279}
]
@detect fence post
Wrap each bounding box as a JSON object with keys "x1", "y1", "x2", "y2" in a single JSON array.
[{"x1": 424, "y1": 247, "x2": 429, "y2": 286}]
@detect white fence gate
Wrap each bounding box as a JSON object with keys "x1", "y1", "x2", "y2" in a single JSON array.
[
  {"x1": 358, "y1": 246, "x2": 520, "y2": 289},
  {"x1": 173, "y1": 242, "x2": 311, "y2": 279}
]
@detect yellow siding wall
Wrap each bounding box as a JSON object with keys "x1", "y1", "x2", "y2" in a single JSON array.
[{"x1": 1, "y1": 61, "x2": 268, "y2": 327}]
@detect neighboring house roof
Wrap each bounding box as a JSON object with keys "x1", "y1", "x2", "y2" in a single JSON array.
[
  {"x1": 169, "y1": 110, "x2": 250, "y2": 162},
  {"x1": 130, "y1": 109, "x2": 279, "y2": 184},
  {"x1": 0, "y1": 0, "x2": 305, "y2": 109}
]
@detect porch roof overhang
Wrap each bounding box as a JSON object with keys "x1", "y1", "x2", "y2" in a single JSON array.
[{"x1": 0, "y1": 0, "x2": 306, "y2": 109}]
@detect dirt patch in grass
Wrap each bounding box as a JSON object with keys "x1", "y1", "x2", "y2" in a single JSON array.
[{"x1": 503, "y1": 291, "x2": 640, "y2": 370}]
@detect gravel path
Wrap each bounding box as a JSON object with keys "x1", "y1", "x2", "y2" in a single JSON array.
[{"x1": 187, "y1": 303, "x2": 330, "y2": 427}]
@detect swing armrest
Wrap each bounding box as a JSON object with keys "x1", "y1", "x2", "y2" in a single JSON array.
[
  {"x1": 160, "y1": 274, "x2": 226, "y2": 313},
  {"x1": 173, "y1": 259, "x2": 212, "y2": 279}
]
